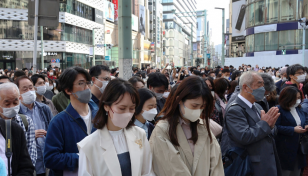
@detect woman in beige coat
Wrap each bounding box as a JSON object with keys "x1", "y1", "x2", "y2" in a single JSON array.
[{"x1": 149, "y1": 76, "x2": 224, "y2": 176}]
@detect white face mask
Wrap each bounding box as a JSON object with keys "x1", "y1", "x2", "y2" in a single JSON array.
[
  {"x1": 53, "y1": 83, "x2": 56, "y2": 87},
  {"x1": 95, "y1": 78, "x2": 109, "y2": 94},
  {"x1": 293, "y1": 99, "x2": 301, "y2": 108},
  {"x1": 21, "y1": 91, "x2": 36, "y2": 105},
  {"x1": 180, "y1": 103, "x2": 202, "y2": 122},
  {"x1": 47, "y1": 86, "x2": 53, "y2": 91},
  {"x1": 296, "y1": 74, "x2": 306, "y2": 83},
  {"x1": 45, "y1": 82, "x2": 49, "y2": 87},
  {"x1": 1, "y1": 105, "x2": 20, "y2": 118},
  {"x1": 163, "y1": 92, "x2": 170, "y2": 99},
  {"x1": 282, "y1": 77, "x2": 288, "y2": 81},
  {"x1": 35, "y1": 85, "x2": 46, "y2": 95},
  {"x1": 142, "y1": 108, "x2": 157, "y2": 121},
  {"x1": 224, "y1": 76, "x2": 229, "y2": 79},
  {"x1": 49, "y1": 72, "x2": 53, "y2": 76},
  {"x1": 247, "y1": 68, "x2": 251, "y2": 70},
  {"x1": 152, "y1": 89, "x2": 163, "y2": 100}
]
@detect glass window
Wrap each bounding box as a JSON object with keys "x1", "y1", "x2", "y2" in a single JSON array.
[
  {"x1": 295, "y1": 29, "x2": 308, "y2": 49},
  {"x1": 265, "y1": 31, "x2": 278, "y2": 50},
  {"x1": 280, "y1": 0, "x2": 297, "y2": 21},
  {"x1": 255, "y1": 0, "x2": 264, "y2": 25},
  {"x1": 265, "y1": 0, "x2": 279, "y2": 23},
  {"x1": 0, "y1": 0, "x2": 28, "y2": 9},
  {"x1": 248, "y1": 3, "x2": 255, "y2": 27},
  {"x1": 279, "y1": 30, "x2": 296, "y2": 49},
  {"x1": 246, "y1": 35, "x2": 254, "y2": 52},
  {"x1": 255, "y1": 33, "x2": 265, "y2": 51}
]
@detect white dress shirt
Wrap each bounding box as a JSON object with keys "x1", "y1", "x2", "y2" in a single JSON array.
[
  {"x1": 238, "y1": 94, "x2": 260, "y2": 118},
  {"x1": 290, "y1": 107, "x2": 301, "y2": 126}
]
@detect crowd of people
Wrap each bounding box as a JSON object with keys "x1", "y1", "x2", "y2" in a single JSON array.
[{"x1": 0, "y1": 63, "x2": 308, "y2": 176}]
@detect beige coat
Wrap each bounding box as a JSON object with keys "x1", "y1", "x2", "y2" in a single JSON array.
[{"x1": 149, "y1": 120, "x2": 224, "y2": 176}]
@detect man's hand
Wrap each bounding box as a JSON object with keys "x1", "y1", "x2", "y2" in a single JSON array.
[
  {"x1": 260, "y1": 107, "x2": 280, "y2": 128},
  {"x1": 295, "y1": 126, "x2": 306, "y2": 133},
  {"x1": 165, "y1": 63, "x2": 169, "y2": 68},
  {"x1": 35, "y1": 129, "x2": 47, "y2": 139}
]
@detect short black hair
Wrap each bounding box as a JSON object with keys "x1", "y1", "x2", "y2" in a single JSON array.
[
  {"x1": 231, "y1": 70, "x2": 241, "y2": 81},
  {"x1": 128, "y1": 76, "x2": 145, "y2": 87},
  {"x1": 135, "y1": 88, "x2": 156, "y2": 115},
  {"x1": 147, "y1": 72, "x2": 169, "y2": 90},
  {"x1": 0, "y1": 75, "x2": 11, "y2": 82},
  {"x1": 193, "y1": 70, "x2": 201, "y2": 76},
  {"x1": 59, "y1": 67, "x2": 92, "y2": 99},
  {"x1": 287, "y1": 64, "x2": 304, "y2": 81},
  {"x1": 111, "y1": 68, "x2": 117, "y2": 74},
  {"x1": 89, "y1": 65, "x2": 110, "y2": 77},
  {"x1": 22, "y1": 68, "x2": 28, "y2": 71},
  {"x1": 31, "y1": 74, "x2": 45, "y2": 85},
  {"x1": 14, "y1": 70, "x2": 26, "y2": 80},
  {"x1": 222, "y1": 69, "x2": 230, "y2": 73}
]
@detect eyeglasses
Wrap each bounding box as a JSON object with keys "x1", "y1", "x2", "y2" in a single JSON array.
[
  {"x1": 73, "y1": 81, "x2": 93, "y2": 88},
  {"x1": 96, "y1": 77, "x2": 111, "y2": 81}
]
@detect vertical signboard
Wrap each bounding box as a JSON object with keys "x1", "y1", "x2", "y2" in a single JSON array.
[
  {"x1": 113, "y1": 0, "x2": 118, "y2": 21},
  {"x1": 94, "y1": 9, "x2": 104, "y2": 25},
  {"x1": 139, "y1": 5, "x2": 145, "y2": 35},
  {"x1": 232, "y1": 0, "x2": 246, "y2": 38},
  {"x1": 132, "y1": 14, "x2": 138, "y2": 31},
  {"x1": 105, "y1": 1, "x2": 115, "y2": 22}
]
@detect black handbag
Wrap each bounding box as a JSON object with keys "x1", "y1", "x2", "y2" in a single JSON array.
[{"x1": 300, "y1": 134, "x2": 308, "y2": 155}]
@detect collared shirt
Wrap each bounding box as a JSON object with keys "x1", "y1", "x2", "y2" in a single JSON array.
[
  {"x1": 179, "y1": 118, "x2": 194, "y2": 155},
  {"x1": 13, "y1": 114, "x2": 37, "y2": 166},
  {"x1": 20, "y1": 102, "x2": 46, "y2": 174},
  {"x1": 0, "y1": 133, "x2": 11, "y2": 174},
  {"x1": 134, "y1": 119, "x2": 149, "y2": 138},
  {"x1": 238, "y1": 94, "x2": 260, "y2": 118}
]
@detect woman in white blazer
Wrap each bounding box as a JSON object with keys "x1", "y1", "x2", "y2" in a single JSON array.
[
  {"x1": 77, "y1": 79, "x2": 155, "y2": 176},
  {"x1": 149, "y1": 76, "x2": 224, "y2": 176}
]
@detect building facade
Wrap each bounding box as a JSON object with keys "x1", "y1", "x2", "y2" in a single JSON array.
[{"x1": 162, "y1": 0, "x2": 197, "y2": 67}]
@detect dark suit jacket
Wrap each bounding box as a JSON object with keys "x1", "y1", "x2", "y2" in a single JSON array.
[
  {"x1": 275, "y1": 106, "x2": 308, "y2": 170},
  {"x1": 148, "y1": 123, "x2": 155, "y2": 140},
  {"x1": 222, "y1": 96, "x2": 281, "y2": 176},
  {"x1": 0, "y1": 118, "x2": 34, "y2": 175}
]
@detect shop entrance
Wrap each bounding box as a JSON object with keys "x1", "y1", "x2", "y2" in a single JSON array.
[{"x1": 0, "y1": 60, "x2": 15, "y2": 70}]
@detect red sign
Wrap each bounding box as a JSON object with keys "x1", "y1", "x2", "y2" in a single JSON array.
[
  {"x1": 113, "y1": 0, "x2": 118, "y2": 21},
  {"x1": 51, "y1": 59, "x2": 56, "y2": 63},
  {"x1": 106, "y1": 30, "x2": 110, "y2": 34}
]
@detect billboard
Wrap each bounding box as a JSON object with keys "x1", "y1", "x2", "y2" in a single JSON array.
[
  {"x1": 113, "y1": 0, "x2": 118, "y2": 21},
  {"x1": 132, "y1": 14, "x2": 138, "y2": 31},
  {"x1": 94, "y1": 9, "x2": 104, "y2": 25},
  {"x1": 232, "y1": 0, "x2": 246, "y2": 37},
  {"x1": 105, "y1": 1, "x2": 114, "y2": 22},
  {"x1": 139, "y1": 5, "x2": 145, "y2": 35}
]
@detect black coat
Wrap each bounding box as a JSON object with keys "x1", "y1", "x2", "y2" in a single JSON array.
[{"x1": 0, "y1": 118, "x2": 34, "y2": 176}]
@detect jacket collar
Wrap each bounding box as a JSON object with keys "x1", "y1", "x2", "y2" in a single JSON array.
[
  {"x1": 65, "y1": 100, "x2": 98, "y2": 122},
  {"x1": 280, "y1": 106, "x2": 306, "y2": 127},
  {"x1": 235, "y1": 96, "x2": 260, "y2": 123},
  {"x1": 99, "y1": 126, "x2": 140, "y2": 176}
]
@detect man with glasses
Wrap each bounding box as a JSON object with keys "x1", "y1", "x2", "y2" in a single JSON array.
[
  {"x1": 281, "y1": 64, "x2": 306, "y2": 99},
  {"x1": 15, "y1": 75, "x2": 54, "y2": 176},
  {"x1": 89, "y1": 65, "x2": 111, "y2": 106},
  {"x1": 44, "y1": 67, "x2": 99, "y2": 175},
  {"x1": 255, "y1": 73, "x2": 276, "y2": 113}
]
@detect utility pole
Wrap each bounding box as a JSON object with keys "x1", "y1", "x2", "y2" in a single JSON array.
[
  {"x1": 118, "y1": 0, "x2": 132, "y2": 80},
  {"x1": 215, "y1": 7, "x2": 225, "y2": 67},
  {"x1": 40, "y1": 26, "x2": 44, "y2": 70},
  {"x1": 203, "y1": 10, "x2": 207, "y2": 67},
  {"x1": 300, "y1": 18, "x2": 306, "y2": 66},
  {"x1": 32, "y1": 0, "x2": 39, "y2": 73}
]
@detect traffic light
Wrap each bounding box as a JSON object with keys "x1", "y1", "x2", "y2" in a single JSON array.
[{"x1": 282, "y1": 49, "x2": 286, "y2": 55}]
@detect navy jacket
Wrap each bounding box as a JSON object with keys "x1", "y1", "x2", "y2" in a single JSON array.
[
  {"x1": 275, "y1": 80, "x2": 284, "y2": 95},
  {"x1": 44, "y1": 100, "x2": 98, "y2": 175},
  {"x1": 148, "y1": 122, "x2": 155, "y2": 140},
  {"x1": 275, "y1": 105, "x2": 308, "y2": 171}
]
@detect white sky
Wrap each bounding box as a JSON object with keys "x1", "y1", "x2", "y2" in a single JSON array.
[{"x1": 197, "y1": 0, "x2": 230, "y2": 46}]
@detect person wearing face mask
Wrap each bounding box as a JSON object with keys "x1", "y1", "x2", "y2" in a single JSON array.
[
  {"x1": 41, "y1": 75, "x2": 55, "y2": 100},
  {"x1": 149, "y1": 76, "x2": 224, "y2": 175},
  {"x1": 134, "y1": 88, "x2": 157, "y2": 139},
  {"x1": 221, "y1": 69, "x2": 231, "y2": 81},
  {"x1": 31, "y1": 74, "x2": 58, "y2": 116},
  {"x1": 255, "y1": 73, "x2": 276, "y2": 113},
  {"x1": 275, "y1": 86, "x2": 308, "y2": 176},
  {"x1": 281, "y1": 64, "x2": 306, "y2": 99},
  {"x1": 15, "y1": 75, "x2": 54, "y2": 176},
  {"x1": 78, "y1": 79, "x2": 155, "y2": 176},
  {"x1": 0, "y1": 83, "x2": 35, "y2": 175},
  {"x1": 275, "y1": 67, "x2": 288, "y2": 95},
  {"x1": 89, "y1": 65, "x2": 111, "y2": 106},
  {"x1": 220, "y1": 71, "x2": 282, "y2": 176},
  {"x1": 44, "y1": 67, "x2": 98, "y2": 176},
  {"x1": 128, "y1": 76, "x2": 145, "y2": 90},
  {"x1": 147, "y1": 72, "x2": 169, "y2": 117}
]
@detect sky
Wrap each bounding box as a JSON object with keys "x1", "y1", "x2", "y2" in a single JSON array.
[{"x1": 197, "y1": 0, "x2": 230, "y2": 46}]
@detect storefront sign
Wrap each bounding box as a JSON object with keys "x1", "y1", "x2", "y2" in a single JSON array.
[
  {"x1": 3, "y1": 56, "x2": 13, "y2": 59},
  {"x1": 113, "y1": 0, "x2": 118, "y2": 21},
  {"x1": 94, "y1": 9, "x2": 104, "y2": 25},
  {"x1": 232, "y1": 36, "x2": 245, "y2": 42},
  {"x1": 132, "y1": 14, "x2": 138, "y2": 31},
  {"x1": 40, "y1": 52, "x2": 57, "y2": 56},
  {"x1": 105, "y1": 1, "x2": 114, "y2": 22},
  {"x1": 105, "y1": 56, "x2": 110, "y2": 61}
]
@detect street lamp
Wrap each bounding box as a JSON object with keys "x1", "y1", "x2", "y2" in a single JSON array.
[{"x1": 215, "y1": 7, "x2": 225, "y2": 67}]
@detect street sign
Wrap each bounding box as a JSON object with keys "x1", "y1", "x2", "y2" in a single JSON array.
[
  {"x1": 56, "y1": 59, "x2": 60, "y2": 63},
  {"x1": 96, "y1": 44, "x2": 105, "y2": 48},
  {"x1": 28, "y1": 0, "x2": 60, "y2": 27},
  {"x1": 51, "y1": 59, "x2": 56, "y2": 63},
  {"x1": 105, "y1": 56, "x2": 110, "y2": 61},
  {"x1": 282, "y1": 49, "x2": 286, "y2": 55}
]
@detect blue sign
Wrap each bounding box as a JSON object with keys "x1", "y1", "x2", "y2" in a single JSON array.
[
  {"x1": 207, "y1": 54, "x2": 211, "y2": 59},
  {"x1": 105, "y1": 56, "x2": 110, "y2": 61},
  {"x1": 56, "y1": 58, "x2": 60, "y2": 63}
]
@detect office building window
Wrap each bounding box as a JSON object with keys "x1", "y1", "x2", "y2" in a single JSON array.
[
  {"x1": 265, "y1": 31, "x2": 279, "y2": 51},
  {"x1": 255, "y1": 0, "x2": 264, "y2": 25},
  {"x1": 279, "y1": 30, "x2": 296, "y2": 49},
  {"x1": 280, "y1": 0, "x2": 296, "y2": 21},
  {"x1": 254, "y1": 33, "x2": 265, "y2": 51}
]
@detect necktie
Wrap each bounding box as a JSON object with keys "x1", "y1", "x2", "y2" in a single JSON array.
[{"x1": 252, "y1": 105, "x2": 261, "y2": 118}]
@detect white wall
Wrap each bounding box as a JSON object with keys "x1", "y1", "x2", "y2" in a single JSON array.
[{"x1": 225, "y1": 52, "x2": 308, "y2": 68}]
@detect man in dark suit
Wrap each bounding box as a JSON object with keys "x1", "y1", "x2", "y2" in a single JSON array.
[{"x1": 221, "y1": 71, "x2": 282, "y2": 176}]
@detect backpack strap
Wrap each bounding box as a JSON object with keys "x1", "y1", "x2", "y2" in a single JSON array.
[
  {"x1": 5, "y1": 120, "x2": 12, "y2": 176},
  {"x1": 18, "y1": 114, "x2": 28, "y2": 132}
]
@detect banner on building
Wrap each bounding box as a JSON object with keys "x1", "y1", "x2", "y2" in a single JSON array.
[
  {"x1": 232, "y1": 0, "x2": 246, "y2": 37},
  {"x1": 193, "y1": 43, "x2": 197, "y2": 51},
  {"x1": 113, "y1": 0, "x2": 118, "y2": 21},
  {"x1": 94, "y1": 9, "x2": 104, "y2": 25},
  {"x1": 139, "y1": 5, "x2": 145, "y2": 35},
  {"x1": 132, "y1": 14, "x2": 138, "y2": 31},
  {"x1": 105, "y1": 1, "x2": 115, "y2": 22}
]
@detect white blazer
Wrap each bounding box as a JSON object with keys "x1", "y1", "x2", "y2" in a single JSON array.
[{"x1": 77, "y1": 125, "x2": 156, "y2": 176}]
